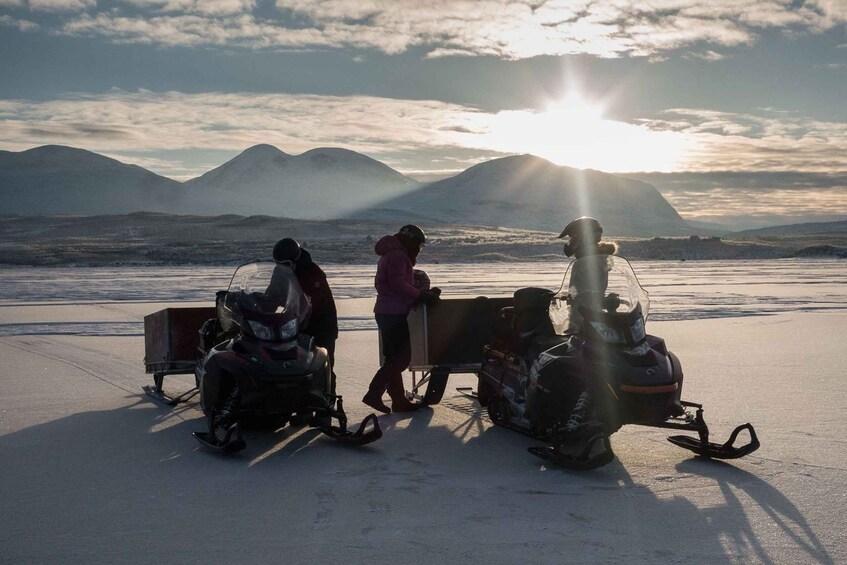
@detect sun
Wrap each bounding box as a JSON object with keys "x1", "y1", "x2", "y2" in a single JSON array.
[{"x1": 464, "y1": 91, "x2": 691, "y2": 173}]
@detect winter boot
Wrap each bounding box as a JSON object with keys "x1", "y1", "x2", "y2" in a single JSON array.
[
  {"x1": 387, "y1": 375, "x2": 419, "y2": 412},
  {"x1": 362, "y1": 366, "x2": 392, "y2": 414},
  {"x1": 362, "y1": 391, "x2": 391, "y2": 414}
]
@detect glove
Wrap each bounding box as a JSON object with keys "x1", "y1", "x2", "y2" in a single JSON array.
[{"x1": 419, "y1": 289, "x2": 441, "y2": 305}]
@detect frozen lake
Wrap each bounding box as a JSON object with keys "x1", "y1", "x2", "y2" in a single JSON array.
[
  {"x1": 1, "y1": 259, "x2": 845, "y2": 564},
  {"x1": 1, "y1": 258, "x2": 845, "y2": 337}
]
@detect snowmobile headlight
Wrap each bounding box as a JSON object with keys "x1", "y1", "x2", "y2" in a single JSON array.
[
  {"x1": 279, "y1": 318, "x2": 298, "y2": 340},
  {"x1": 630, "y1": 317, "x2": 646, "y2": 343},
  {"x1": 589, "y1": 321, "x2": 625, "y2": 344},
  {"x1": 248, "y1": 320, "x2": 274, "y2": 340}
]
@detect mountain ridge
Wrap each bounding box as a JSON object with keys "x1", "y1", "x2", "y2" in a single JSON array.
[
  {"x1": 3, "y1": 144, "x2": 694, "y2": 236},
  {"x1": 355, "y1": 154, "x2": 692, "y2": 236}
]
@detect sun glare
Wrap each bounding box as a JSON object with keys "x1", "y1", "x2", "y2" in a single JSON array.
[{"x1": 463, "y1": 91, "x2": 691, "y2": 173}]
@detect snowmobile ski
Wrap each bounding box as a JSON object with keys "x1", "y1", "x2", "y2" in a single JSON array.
[
  {"x1": 144, "y1": 384, "x2": 199, "y2": 406},
  {"x1": 193, "y1": 422, "x2": 246, "y2": 455},
  {"x1": 667, "y1": 422, "x2": 759, "y2": 460},
  {"x1": 317, "y1": 413, "x2": 383, "y2": 446}
]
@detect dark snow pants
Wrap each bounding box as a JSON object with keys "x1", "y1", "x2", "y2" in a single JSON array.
[{"x1": 366, "y1": 314, "x2": 411, "y2": 396}]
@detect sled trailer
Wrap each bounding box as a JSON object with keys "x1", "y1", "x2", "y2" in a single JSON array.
[
  {"x1": 143, "y1": 306, "x2": 215, "y2": 404},
  {"x1": 400, "y1": 296, "x2": 511, "y2": 405}
]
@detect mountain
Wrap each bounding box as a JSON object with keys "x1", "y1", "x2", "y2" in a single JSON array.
[
  {"x1": 0, "y1": 145, "x2": 184, "y2": 215},
  {"x1": 355, "y1": 155, "x2": 692, "y2": 236},
  {"x1": 0, "y1": 146, "x2": 692, "y2": 235},
  {"x1": 183, "y1": 144, "x2": 419, "y2": 218}
]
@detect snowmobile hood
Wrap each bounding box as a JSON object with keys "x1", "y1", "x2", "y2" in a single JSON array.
[{"x1": 374, "y1": 235, "x2": 404, "y2": 256}]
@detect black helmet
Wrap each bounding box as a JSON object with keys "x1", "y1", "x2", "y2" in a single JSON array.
[
  {"x1": 559, "y1": 216, "x2": 602, "y2": 257},
  {"x1": 273, "y1": 238, "x2": 302, "y2": 263},
  {"x1": 397, "y1": 224, "x2": 426, "y2": 246}
]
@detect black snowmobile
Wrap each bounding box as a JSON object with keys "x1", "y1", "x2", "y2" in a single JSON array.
[
  {"x1": 475, "y1": 254, "x2": 759, "y2": 470},
  {"x1": 193, "y1": 261, "x2": 381, "y2": 454}
]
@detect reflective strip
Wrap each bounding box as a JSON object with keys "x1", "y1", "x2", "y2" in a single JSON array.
[{"x1": 620, "y1": 382, "x2": 678, "y2": 394}]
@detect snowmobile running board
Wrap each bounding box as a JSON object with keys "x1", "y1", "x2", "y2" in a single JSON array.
[{"x1": 528, "y1": 431, "x2": 615, "y2": 471}]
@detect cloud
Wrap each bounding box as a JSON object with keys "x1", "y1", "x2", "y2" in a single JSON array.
[
  {"x1": 2, "y1": 89, "x2": 845, "y2": 219},
  {"x1": 3, "y1": 0, "x2": 845, "y2": 58},
  {"x1": 626, "y1": 171, "x2": 847, "y2": 224},
  {"x1": 1, "y1": 89, "x2": 845, "y2": 179},
  {"x1": 28, "y1": 0, "x2": 94, "y2": 11},
  {"x1": 640, "y1": 108, "x2": 847, "y2": 173},
  {"x1": 119, "y1": 0, "x2": 256, "y2": 16},
  {"x1": 0, "y1": 90, "x2": 494, "y2": 178},
  {"x1": 686, "y1": 49, "x2": 727, "y2": 61},
  {"x1": 0, "y1": 13, "x2": 38, "y2": 29},
  {"x1": 664, "y1": 187, "x2": 847, "y2": 224}
]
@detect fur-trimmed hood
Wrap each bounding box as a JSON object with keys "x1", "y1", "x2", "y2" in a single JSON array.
[{"x1": 573, "y1": 241, "x2": 617, "y2": 258}]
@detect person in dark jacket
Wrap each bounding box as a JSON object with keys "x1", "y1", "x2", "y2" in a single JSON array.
[
  {"x1": 273, "y1": 238, "x2": 340, "y2": 393},
  {"x1": 362, "y1": 224, "x2": 440, "y2": 414},
  {"x1": 559, "y1": 216, "x2": 617, "y2": 333}
]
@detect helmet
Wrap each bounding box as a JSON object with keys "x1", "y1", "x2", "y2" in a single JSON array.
[
  {"x1": 273, "y1": 238, "x2": 302, "y2": 263},
  {"x1": 559, "y1": 216, "x2": 602, "y2": 257},
  {"x1": 397, "y1": 224, "x2": 426, "y2": 246}
]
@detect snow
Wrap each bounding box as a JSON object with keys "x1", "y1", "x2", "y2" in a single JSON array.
[{"x1": 0, "y1": 260, "x2": 845, "y2": 564}]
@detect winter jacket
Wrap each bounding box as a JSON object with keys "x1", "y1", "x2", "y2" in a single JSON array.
[
  {"x1": 567, "y1": 241, "x2": 617, "y2": 333},
  {"x1": 294, "y1": 249, "x2": 339, "y2": 341},
  {"x1": 569, "y1": 241, "x2": 618, "y2": 296},
  {"x1": 373, "y1": 235, "x2": 421, "y2": 315}
]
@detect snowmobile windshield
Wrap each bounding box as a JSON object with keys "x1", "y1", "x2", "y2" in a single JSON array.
[
  {"x1": 218, "y1": 261, "x2": 311, "y2": 341},
  {"x1": 550, "y1": 255, "x2": 650, "y2": 335}
]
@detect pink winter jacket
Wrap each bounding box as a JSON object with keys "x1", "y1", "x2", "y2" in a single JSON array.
[{"x1": 373, "y1": 235, "x2": 421, "y2": 315}]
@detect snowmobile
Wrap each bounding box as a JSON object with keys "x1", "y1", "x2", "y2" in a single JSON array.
[
  {"x1": 474, "y1": 254, "x2": 759, "y2": 470},
  {"x1": 192, "y1": 260, "x2": 381, "y2": 454}
]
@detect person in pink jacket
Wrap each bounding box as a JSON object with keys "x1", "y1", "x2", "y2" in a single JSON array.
[{"x1": 363, "y1": 224, "x2": 440, "y2": 413}]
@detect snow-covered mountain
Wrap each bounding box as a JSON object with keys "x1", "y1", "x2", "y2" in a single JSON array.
[
  {"x1": 183, "y1": 144, "x2": 419, "y2": 217},
  {"x1": 355, "y1": 155, "x2": 693, "y2": 236},
  {"x1": 0, "y1": 145, "x2": 184, "y2": 215},
  {"x1": 0, "y1": 144, "x2": 419, "y2": 219},
  {"x1": 0, "y1": 146, "x2": 694, "y2": 236}
]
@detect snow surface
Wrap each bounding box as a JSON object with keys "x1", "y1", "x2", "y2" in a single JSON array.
[{"x1": 0, "y1": 260, "x2": 845, "y2": 564}]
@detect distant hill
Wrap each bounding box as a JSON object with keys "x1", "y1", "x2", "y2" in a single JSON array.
[
  {"x1": 3, "y1": 213, "x2": 840, "y2": 266},
  {"x1": 0, "y1": 145, "x2": 184, "y2": 214},
  {"x1": 354, "y1": 155, "x2": 693, "y2": 236},
  {"x1": 730, "y1": 219, "x2": 847, "y2": 237},
  {"x1": 183, "y1": 144, "x2": 419, "y2": 218}
]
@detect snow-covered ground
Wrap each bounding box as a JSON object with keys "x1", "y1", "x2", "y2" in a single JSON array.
[{"x1": 1, "y1": 259, "x2": 845, "y2": 564}]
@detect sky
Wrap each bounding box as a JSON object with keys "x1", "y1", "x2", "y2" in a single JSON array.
[{"x1": 0, "y1": 0, "x2": 845, "y2": 227}]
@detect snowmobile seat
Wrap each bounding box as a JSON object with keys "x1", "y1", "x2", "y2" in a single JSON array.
[
  {"x1": 511, "y1": 287, "x2": 556, "y2": 355},
  {"x1": 492, "y1": 306, "x2": 516, "y2": 349}
]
